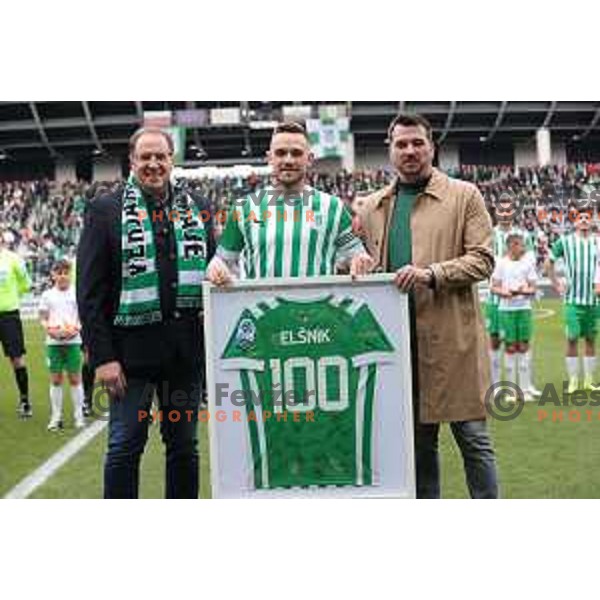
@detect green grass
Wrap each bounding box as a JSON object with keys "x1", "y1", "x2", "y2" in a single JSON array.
[
  {"x1": 0, "y1": 321, "x2": 211, "y2": 499},
  {"x1": 440, "y1": 299, "x2": 600, "y2": 498},
  {"x1": 27, "y1": 421, "x2": 212, "y2": 499},
  {"x1": 3, "y1": 300, "x2": 600, "y2": 498}
]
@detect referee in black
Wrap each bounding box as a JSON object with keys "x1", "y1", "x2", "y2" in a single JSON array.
[{"x1": 0, "y1": 233, "x2": 33, "y2": 418}]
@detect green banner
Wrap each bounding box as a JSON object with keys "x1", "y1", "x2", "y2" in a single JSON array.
[{"x1": 306, "y1": 117, "x2": 350, "y2": 159}]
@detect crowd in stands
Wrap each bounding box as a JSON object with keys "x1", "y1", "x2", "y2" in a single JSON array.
[
  {"x1": 455, "y1": 164, "x2": 600, "y2": 262},
  {"x1": 1, "y1": 164, "x2": 600, "y2": 289},
  {"x1": 0, "y1": 180, "x2": 89, "y2": 291}
]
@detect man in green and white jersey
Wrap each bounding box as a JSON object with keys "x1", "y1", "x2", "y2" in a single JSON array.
[
  {"x1": 207, "y1": 121, "x2": 374, "y2": 283},
  {"x1": 0, "y1": 234, "x2": 32, "y2": 418},
  {"x1": 221, "y1": 295, "x2": 394, "y2": 490},
  {"x1": 547, "y1": 210, "x2": 598, "y2": 392}
]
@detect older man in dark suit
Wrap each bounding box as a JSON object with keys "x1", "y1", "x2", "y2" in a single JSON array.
[{"x1": 77, "y1": 128, "x2": 214, "y2": 499}]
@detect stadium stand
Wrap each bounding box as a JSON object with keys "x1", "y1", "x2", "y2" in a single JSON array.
[{"x1": 2, "y1": 163, "x2": 599, "y2": 288}]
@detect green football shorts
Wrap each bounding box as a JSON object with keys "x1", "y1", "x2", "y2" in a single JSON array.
[
  {"x1": 500, "y1": 309, "x2": 533, "y2": 345},
  {"x1": 564, "y1": 303, "x2": 597, "y2": 341},
  {"x1": 47, "y1": 344, "x2": 82, "y2": 374},
  {"x1": 485, "y1": 302, "x2": 502, "y2": 337}
]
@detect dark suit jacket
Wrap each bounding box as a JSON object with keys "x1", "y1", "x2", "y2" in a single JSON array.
[{"x1": 76, "y1": 185, "x2": 215, "y2": 377}]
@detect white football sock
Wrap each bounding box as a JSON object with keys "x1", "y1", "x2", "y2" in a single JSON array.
[
  {"x1": 71, "y1": 384, "x2": 84, "y2": 423},
  {"x1": 489, "y1": 349, "x2": 501, "y2": 384},
  {"x1": 566, "y1": 356, "x2": 579, "y2": 379},
  {"x1": 49, "y1": 385, "x2": 63, "y2": 423},
  {"x1": 505, "y1": 353, "x2": 517, "y2": 385},
  {"x1": 519, "y1": 352, "x2": 531, "y2": 391},
  {"x1": 584, "y1": 356, "x2": 596, "y2": 377}
]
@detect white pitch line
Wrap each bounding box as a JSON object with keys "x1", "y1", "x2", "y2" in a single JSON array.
[
  {"x1": 533, "y1": 308, "x2": 556, "y2": 320},
  {"x1": 4, "y1": 419, "x2": 107, "y2": 499}
]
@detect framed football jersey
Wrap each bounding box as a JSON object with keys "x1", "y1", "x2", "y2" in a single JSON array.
[{"x1": 204, "y1": 274, "x2": 415, "y2": 498}]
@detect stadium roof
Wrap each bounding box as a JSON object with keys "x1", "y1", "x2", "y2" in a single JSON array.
[{"x1": 0, "y1": 101, "x2": 598, "y2": 166}]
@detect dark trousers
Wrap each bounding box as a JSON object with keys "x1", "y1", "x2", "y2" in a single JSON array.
[
  {"x1": 414, "y1": 420, "x2": 499, "y2": 499},
  {"x1": 104, "y1": 366, "x2": 201, "y2": 499}
]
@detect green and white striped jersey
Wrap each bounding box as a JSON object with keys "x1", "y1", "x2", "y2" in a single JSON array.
[
  {"x1": 221, "y1": 295, "x2": 395, "y2": 489},
  {"x1": 216, "y1": 187, "x2": 364, "y2": 279},
  {"x1": 550, "y1": 233, "x2": 598, "y2": 306},
  {"x1": 489, "y1": 226, "x2": 537, "y2": 306}
]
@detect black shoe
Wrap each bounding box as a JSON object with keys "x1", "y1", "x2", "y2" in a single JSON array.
[
  {"x1": 82, "y1": 400, "x2": 92, "y2": 418},
  {"x1": 18, "y1": 401, "x2": 33, "y2": 419}
]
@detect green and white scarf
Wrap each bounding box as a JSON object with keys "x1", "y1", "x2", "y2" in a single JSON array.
[{"x1": 114, "y1": 174, "x2": 207, "y2": 327}]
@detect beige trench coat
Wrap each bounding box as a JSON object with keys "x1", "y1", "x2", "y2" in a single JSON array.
[{"x1": 353, "y1": 168, "x2": 494, "y2": 423}]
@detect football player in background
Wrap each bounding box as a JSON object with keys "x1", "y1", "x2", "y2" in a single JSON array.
[{"x1": 547, "y1": 209, "x2": 599, "y2": 392}]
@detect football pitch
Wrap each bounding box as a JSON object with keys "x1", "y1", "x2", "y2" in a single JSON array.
[{"x1": 2, "y1": 297, "x2": 600, "y2": 499}]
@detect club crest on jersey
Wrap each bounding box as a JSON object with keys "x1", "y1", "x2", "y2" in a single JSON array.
[{"x1": 235, "y1": 318, "x2": 256, "y2": 350}]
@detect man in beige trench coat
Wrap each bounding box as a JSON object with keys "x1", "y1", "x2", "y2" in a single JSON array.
[{"x1": 353, "y1": 113, "x2": 499, "y2": 499}]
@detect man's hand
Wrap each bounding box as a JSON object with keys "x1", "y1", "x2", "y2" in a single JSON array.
[
  {"x1": 207, "y1": 256, "x2": 233, "y2": 287},
  {"x1": 350, "y1": 252, "x2": 375, "y2": 278},
  {"x1": 95, "y1": 361, "x2": 127, "y2": 400},
  {"x1": 351, "y1": 214, "x2": 365, "y2": 237},
  {"x1": 394, "y1": 265, "x2": 433, "y2": 292}
]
